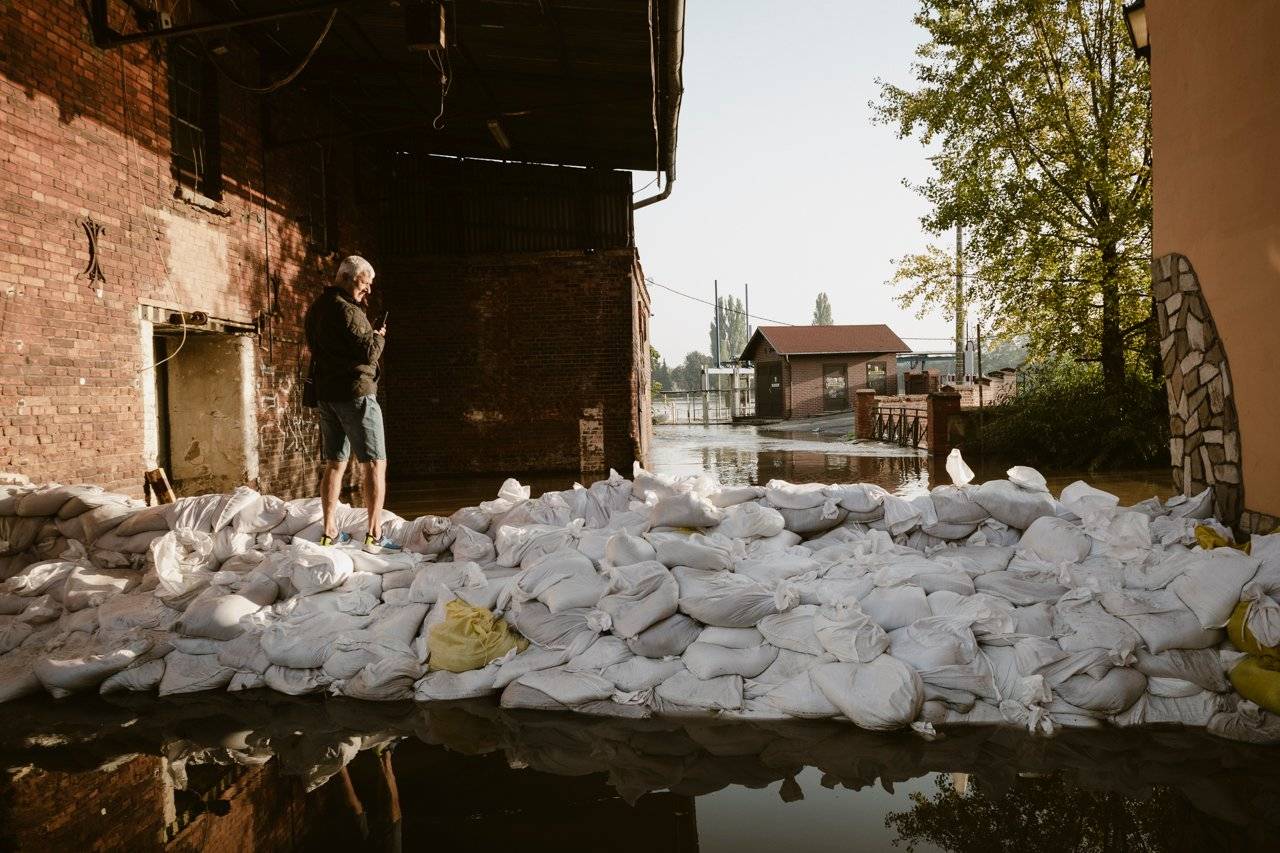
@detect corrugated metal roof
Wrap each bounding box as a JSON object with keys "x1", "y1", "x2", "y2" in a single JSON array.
[{"x1": 743, "y1": 325, "x2": 910, "y2": 358}]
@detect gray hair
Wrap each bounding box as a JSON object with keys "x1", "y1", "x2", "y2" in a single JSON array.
[{"x1": 335, "y1": 255, "x2": 375, "y2": 286}]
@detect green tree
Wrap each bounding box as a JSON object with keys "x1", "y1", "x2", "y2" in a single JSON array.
[
  {"x1": 812, "y1": 292, "x2": 834, "y2": 325},
  {"x1": 876, "y1": 0, "x2": 1152, "y2": 395},
  {"x1": 649, "y1": 345, "x2": 673, "y2": 394},
  {"x1": 708, "y1": 296, "x2": 748, "y2": 364},
  {"x1": 671, "y1": 350, "x2": 713, "y2": 391}
]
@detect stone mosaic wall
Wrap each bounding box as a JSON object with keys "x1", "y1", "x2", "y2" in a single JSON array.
[{"x1": 1154, "y1": 254, "x2": 1244, "y2": 525}]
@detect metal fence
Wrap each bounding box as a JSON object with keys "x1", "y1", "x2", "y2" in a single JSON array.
[{"x1": 654, "y1": 389, "x2": 756, "y2": 424}]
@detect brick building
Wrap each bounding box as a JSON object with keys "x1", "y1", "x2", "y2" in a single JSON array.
[
  {"x1": 0, "y1": 1, "x2": 683, "y2": 499},
  {"x1": 742, "y1": 325, "x2": 910, "y2": 419}
]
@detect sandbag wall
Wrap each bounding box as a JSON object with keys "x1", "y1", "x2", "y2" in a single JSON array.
[{"x1": 2, "y1": 465, "x2": 1280, "y2": 744}]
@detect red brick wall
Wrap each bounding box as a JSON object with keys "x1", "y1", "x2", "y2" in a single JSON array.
[
  {"x1": 0, "y1": 1, "x2": 371, "y2": 497},
  {"x1": 784, "y1": 354, "x2": 898, "y2": 418},
  {"x1": 378, "y1": 250, "x2": 649, "y2": 478}
]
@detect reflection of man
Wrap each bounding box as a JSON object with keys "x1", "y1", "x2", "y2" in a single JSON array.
[
  {"x1": 303, "y1": 255, "x2": 400, "y2": 554},
  {"x1": 337, "y1": 745, "x2": 402, "y2": 852}
]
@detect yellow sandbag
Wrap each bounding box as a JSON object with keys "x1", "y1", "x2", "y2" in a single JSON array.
[
  {"x1": 1227, "y1": 601, "x2": 1280, "y2": 659},
  {"x1": 427, "y1": 599, "x2": 527, "y2": 673},
  {"x1": 1195, "y1": 525, "x2": 1251, "y2": 554},
  {"x1": 1229, "y1": 656, "x2": 1280, "y2": 715}
]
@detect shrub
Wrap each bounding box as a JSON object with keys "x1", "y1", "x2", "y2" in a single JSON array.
[{"x1": 977, "y1": 360, "x2": 1169, "y2": 470}]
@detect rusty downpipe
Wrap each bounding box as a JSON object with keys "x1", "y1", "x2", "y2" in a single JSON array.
[{"x1": 634, "y1": 0, "x2": 684, "y2": 210}]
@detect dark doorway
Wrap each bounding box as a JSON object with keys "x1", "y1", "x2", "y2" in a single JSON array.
[
  {"x1": 823, "y1": 363, "x2": 849, "y2": 412},
  {"x1": 756, "y1": 362, "x2": 784, "y2": 417}
]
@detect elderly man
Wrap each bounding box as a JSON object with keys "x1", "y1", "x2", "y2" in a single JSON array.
[{"x1": 304, "y1": 255, "x2": 399, "y2": 554}]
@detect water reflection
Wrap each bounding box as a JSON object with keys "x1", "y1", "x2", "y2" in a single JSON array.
[{"x1": 0, "y1": 694, "x2": 1274, "y2": 851}]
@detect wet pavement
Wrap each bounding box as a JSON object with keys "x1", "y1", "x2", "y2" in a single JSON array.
[{"x1": 2, "y1": 425, "x2": 1228, "y2": 852}]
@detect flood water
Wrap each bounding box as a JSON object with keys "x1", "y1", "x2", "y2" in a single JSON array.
[{"x1": 8, "y1": 425, "x2": 1263, "y2": 853}]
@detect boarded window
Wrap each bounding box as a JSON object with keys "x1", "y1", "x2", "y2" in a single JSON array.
[{"x1": 168, "y1": 41, "x2": 222, "y2": 199}]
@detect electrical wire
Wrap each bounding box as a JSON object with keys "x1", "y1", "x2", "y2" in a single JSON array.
[
  {"x1": 205, "y1": 9, "x2": 338, "y2": 94},
  {"x1": 644, "y1": 277, "x2": 959, "y2": 345}
]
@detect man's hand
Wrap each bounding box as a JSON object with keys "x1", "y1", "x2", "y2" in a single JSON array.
[{"x1": 375, "y1": 324, "x2": 386, "y2": 336}]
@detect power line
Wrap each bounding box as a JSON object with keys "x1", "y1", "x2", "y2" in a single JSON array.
[{"x1": 644, "y1": 277, "x2": 959, "y2": 343}]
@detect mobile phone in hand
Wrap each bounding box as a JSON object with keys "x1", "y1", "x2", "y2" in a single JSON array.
[{"x1": 375, "y1": 309, "x2": 389, "y2": 330}]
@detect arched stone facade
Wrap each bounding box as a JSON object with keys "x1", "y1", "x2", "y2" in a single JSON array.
[{"x1": 1153, "y1": 254, "x2": 1244, "y2": 526}]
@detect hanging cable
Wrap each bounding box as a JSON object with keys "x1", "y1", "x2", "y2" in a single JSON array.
[{"x1": 204, "y1": 9, "x2": 338, "y2": 94}]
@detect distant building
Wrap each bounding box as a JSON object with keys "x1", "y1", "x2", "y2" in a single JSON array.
[{"x1": 741, "y1": 325, "x2": 909, "y2": 419}]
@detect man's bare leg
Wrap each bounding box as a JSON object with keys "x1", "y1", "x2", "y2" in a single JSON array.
[
  {"x1": 364, "y1": 459, "x2": 387, "y2": 539},
  {"x1": 322, "y1": 459, "x2": 348, "y2": 539}
]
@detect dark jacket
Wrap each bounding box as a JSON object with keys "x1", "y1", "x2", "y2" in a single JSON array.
[{"x1": 304, "y1": 286, "x2": 385, "y2": 401}]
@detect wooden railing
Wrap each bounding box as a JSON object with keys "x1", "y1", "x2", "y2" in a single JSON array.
[{"x1": 872, "y1": 403, "x2": 927, "y2": 448}]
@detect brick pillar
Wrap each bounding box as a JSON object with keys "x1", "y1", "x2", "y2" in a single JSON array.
[
  {"x1": 927, "y1": 390, "x2": 962, "y2": 456},
  {"x1": 854, "y1": 389, "x2": 877, "y2": 440}
]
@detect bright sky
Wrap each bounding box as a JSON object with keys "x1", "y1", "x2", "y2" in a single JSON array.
[{"x1": 633, "y1": 0, "x2": 954, "y2": 364}]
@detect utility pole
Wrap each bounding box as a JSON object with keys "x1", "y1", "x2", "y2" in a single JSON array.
[
  {"x1": 745, "y1": 283, "x2": 751, "y2": 340},
  {"x1": 713, "y1": 279, "x2": 721, "y2": 368},
  {"x1": 954, "y1": 224, "x2": 965, "y2": 384}
]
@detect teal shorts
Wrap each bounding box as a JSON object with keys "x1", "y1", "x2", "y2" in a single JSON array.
[{"x1": 318, "y1": 395, "x2": 386, "y2": 463}]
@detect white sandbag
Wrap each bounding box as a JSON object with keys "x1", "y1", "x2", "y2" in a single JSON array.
[
  {"x1": 874, "y1": 556, "x2": 976, "y2": 596},
  {"x1": 510, "y1": 602, "x2": 598, "y2": 653},
  {"x1": 261, "y1": 610, "x2": 372, "y2": 669},
  {"x1": 772, "y1": 503, "x2": 847, "y2": 536},
  {"x1": 880, "y1": 494, "x2": 922, "y2": 536},
  {"x1": 757, "y1": 605, "x2": 823, "y2": 655},
  {"x1": 1006, "y1": 466, "x2": 1048, "y2": 492},
  {"x1": 594, "y1": 561, "x2": 679, "y2": 638},
  {"x1": 761, "y1": 481, "x2": 831, "y2": 510},
  {"x1": 1053, "y1": 590, "x2": 1143, "y2": 655},
  {"x1": 927, "y1": 590, "x2": 1016, "y2": 637},
  {"x1": 1207, "y1": 701, "x2": 1280, "y2": 744},
  {"x1": 828, "y1": 483, "x2": 888, "y2": 521},
  {"x1": 945, "y1": 449, "x2": 974, "y2": 487},
  {"x1": 763, "y1": 669, "x2": 841, "y2": 719},
  {"x1": 812, "y1": 656, "x2": 924, "y2": 731},
  {"x1": 1055, "y1": 666, "x2": 1147, "y2": 714},
  {"x1": 1166, "y1": 488, "x2": 1213, "y2": 519},
  {"x1": 1016, "y1": 516, "x2": 1092, "y2": 566},
  {"x1": 338, "y1": 656, "x2": 421, "y2": 701},
  {"x1": 408, "y1": 561, "x2": 487, "y2": 605},
  {"x1": 115, "y1": 502, "x2": 177, "y2": 538},
  {"x1": 813, "y1": 599, "x2": 888, "y2": 663},
  {"x1": 495, "y1": 521, "x2": 584, "y2": 569},
  {"x1": 1099, "y1": 588, "x2": 1223, "y2": 653},
  {"x1": 674, "y1": 566, "x2": 797, "y2": 628},
  {"x1": 177, "y1": 587, "x2": 264, "y2": 641},
  {"x1": 1248, "y1": 533, "x2": 1280, "y2": 596},
  {"x1": 654, "y1": 670, "x2": 743, "y2": 712},
  {"x1": 1169, "y1": 548, "x2": 1260, "y2": 628},
  {"x1": 716, "y1": 503, "x2": 785, "y2": 540},
  {"x1": 604, "y1": 531, "x2": 657, "y2": 567},
  {"x1": 652, "y1": 534, "x2": 735, "y2": 571},
  {"x1": 2, "y1": 559, "x2": 76, "y2": 597},
  {"x1": 602, "y1": 655, "x2": 685, "y2": 692},
  {"x1": 747, "y1": 530, "x2": 803, "y2": 556},
  {"x1": 404, "y1": 515, "x2": 455, "y2": 556},
  {"x1": 274, "y1": 542, "x2": 354, "y2": 596},
  {"x1": 35, "y1": 638, "x2": 152, "y2": 698},
  {"x1": 450, "y1": 525, "x2": 496, "y2": 564},
  {"x1": 649, "y1": 492, "x2": 724, "y2": 528},
  {"x1": 0, "y1": 617, "x2": 33, "y2": 653},
  {"x1": 1146, "y1": 675, "x2": 1203, "y2": 698},
  {"x1": 697, "y1": 626, "x2": 763, "y2": 648},
  {"x1": 858, "y1": 584, "x2": 929, "y2": 632},
  {"x1": 1134, "y1": 648, "x2": 1231, "y2": 693},
  {"x1": 888, "y1": 616, "x2": 978, "y2": 670},
  {"x1": 974, "y1": 570, "x2": 1068, "y2": 605},
  {"x1": 171, "y1": 636, "x2": 223, "y2": 655},
  {"x1": 151, "y1": 529, "x2": 218, "y2": 605},
  {"x1": 99, "y1": 658, "x2": 166, "y2": 694},
  {"x1": 973, "y1": 480, "x2": 1055, "y2": 530},
  {"x1": 450, "y1": 506, "x2": 491, "y2": 534},
  {"x1": 515, "y1": 549, "x2": 606, "y2": 613},
  {"x1": 683, "y1": 641, "x2": 777, "y2": 679},
  {"x1": 59, "y1": 564, "x2": 137, "y2": 611},
  {"x1": 502, "y1": 667, "x2": 616, "y2": 711},
  {"x1": 564, "y1": 635, "x2": 632, "y2": 673},
  {"x1": 709, "y1": 485, "x2": 766, "y2": 508},
  {"x1": 263, "y1": 665, "x2": 331, "y2": 695},
  {"x1": 158, "y1": 651, "x2": 234, "y2": 696},
  {"x1": 493, "y1": 645, "x2": 573, "y2": 689},
  {"x1": 414, "y1": 659, "x2": 503, "y2": 701},
  {"x1": 931, "y1": 545, "x2": 1015, "y2": 576},
  {"x1": 626, "y1": 613, "x2": 703, "y2": 658}
]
